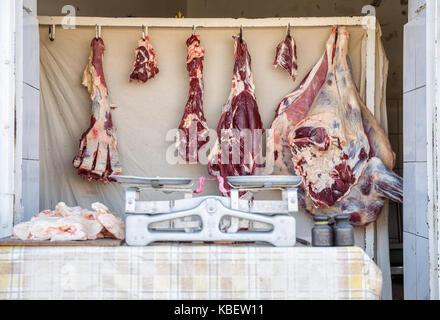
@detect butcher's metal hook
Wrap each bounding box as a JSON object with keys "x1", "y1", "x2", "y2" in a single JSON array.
[
  {"x1": 286, "y1": 22, "x2": 291, "y2": 37},
  {"x1": 142, "y1": 24, "x2": 147, "y2": 40},
  {"x1": 239, "y1": 24, "x2": 243, "y2": 42},
  {"x1": 95, "y1": 24, "x2": 101, "y2": 40},
  {"x1": 49, "y1": 24, "x2": 55, "y2": 41},
  {"x1": 192, "y1": 25, "x2": 196, "y2": 35}
]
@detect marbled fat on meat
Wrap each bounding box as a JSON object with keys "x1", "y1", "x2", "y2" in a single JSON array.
[
  {"x1": 176, "y1": 35, "x2": 210, "y2": 162},
  {"x1": 298, "y1": 157, "x2": 402, "y2": 227},
  {"x1": 73, "y1": 38, "x2": 122, "y2": 183},
  {"x1": 129, "y1": 36, "x2": 159, "y2": 83},
  {"x1": 273, "y1": 34, "x2": 298, "y2": 80},
  {"x1": 208, "y1": 35, "x2": 264, "y2": 186},
  {"x1": 289, "y1": 27, "x2": 370, "y2": 208}
]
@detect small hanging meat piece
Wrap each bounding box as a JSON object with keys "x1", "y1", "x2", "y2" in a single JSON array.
[
  {"x1": 129, "y1": 36, "x2": 159, "y2": 83},
  {"x1": 73, "y1": 37, "x2": 122, "y2": 183},
  {"x1": 208, "y1": 35, "x2": 264, "y2": 184},
  {"x1": 273, "y1": 33, "x2": 298, "y2": 81},
  {"x1": 176, "y1": 34, "x2": 210, "y2": 162}
]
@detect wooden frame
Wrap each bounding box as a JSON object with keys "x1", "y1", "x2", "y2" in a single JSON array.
[{"x1": 38, "y1": 16, "x2": 375, "y2": 28}]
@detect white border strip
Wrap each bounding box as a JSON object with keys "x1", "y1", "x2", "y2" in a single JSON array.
[
  {"x1": 14, "y1": 0, "x2": 23, "y2": 226},
  {"x1": 37, "y1": 16, "x2": 375, "y2": 28},
  {"x1": 0, "y1": 0, "x2": 16, "y2": 238},
  {"x1": 426, "y1": 0, "x2": 439, "y2": 300},
  {"x1": 364, "y1": 19, "x2": 377, "y2": 261}
]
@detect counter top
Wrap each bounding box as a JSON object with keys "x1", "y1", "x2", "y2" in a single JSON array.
[{"x1": 0, "y1": 245, "x2": 382, "y2": 299}]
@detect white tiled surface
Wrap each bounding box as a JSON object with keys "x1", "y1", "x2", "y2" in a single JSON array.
[
  {"x1": 23, "y1": 8, "x2": 39, "y2": 89},
  {"x1": 403, "y1": 90, "x2": 416, "y2": 161},
  {"x1": 403, "y1": 4, "x2": 429, "y2": 300},
  {"x1": 416, "y1": 236, "x2": 430, "y2": 300},
  {"x1": 415, "y1": 86, "x2": 427, "y2": 162},
  {"x1": 404, "y1": 11, "x2": 426, "y2": 91},
  {"x1": 415, "y1": 11, "x2": 427, "y2": 88},
  {"x1": 403, "y1": 162, "x2": 416, "y2": 234},
  {"x1": 21, "y1": 0, "x2": 40, "y2": 222},
  {"x1": 403, "y1": 22, "x2": 416, "y2": 93},
  {"x1": 22, "y1": 84, "x2": 39, "y2": 160},
  {"x1": 403, "y1": 232, "x2": 417, "y2": 300},
  {"x1": 415, "y1": 162, "x2": 428, "y2": 238},
  {"x1": 21, "y1": 160, "x2": 39, "y2": 222}
]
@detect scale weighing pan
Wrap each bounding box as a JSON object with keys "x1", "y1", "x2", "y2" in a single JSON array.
[
  {"x1": 109, "y1": 175, "x2": 195, "y2": 187},
  {"x1": 227, "y1": 175, "x2": 302, "y2": 188}
]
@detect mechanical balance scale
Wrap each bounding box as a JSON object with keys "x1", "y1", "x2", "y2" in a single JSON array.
[{"x1": 110, "y1": 175, "x2": 302, "y2": 247}]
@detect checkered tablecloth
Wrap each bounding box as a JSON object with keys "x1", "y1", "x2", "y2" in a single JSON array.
[{"x1": 0, "y1": 245, "x2": 381, "y2": 299}]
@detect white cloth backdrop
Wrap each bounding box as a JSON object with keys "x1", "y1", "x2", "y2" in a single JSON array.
[{"x1": 39, "y1": 24, "x2": 391, "y2": 297}]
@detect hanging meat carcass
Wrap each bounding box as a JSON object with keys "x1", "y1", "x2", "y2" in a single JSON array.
[
  {"x1": 73, "y1": 37, "x2": 122, "y2": 183},
  {"x1": 288, "y1": 26, "x2": 402, "y2": 226},
  {"x1": 208, "y1": 35, "x2": 264, "y2": 184},
  {"x1": 176, "y1": 34, "x2": 210, "y2": 162},
  {"x1": 289, "y1": 26, "x2": 371, "y2": 208},
  {"x1": 265, "y1": 28, "x2": 335, "y2": 175},
  {"x1": 129, "y1": 36, "x2": 159, "y2": 83}
]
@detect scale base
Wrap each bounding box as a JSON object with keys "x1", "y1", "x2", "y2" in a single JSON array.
[{"x1": 125, "y1": 198, "x2": 296, "y2": 247}]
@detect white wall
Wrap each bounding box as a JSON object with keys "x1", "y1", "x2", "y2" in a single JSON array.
[
  {"x1": 0, "y1": 0, "x2": 17, "y2": 238},
  {"x1": 403, "y1": 0, "x2": 429, "y2": 300},
  {"x1": 21, "y1": 0, "x2": 40, "y2": 222}
]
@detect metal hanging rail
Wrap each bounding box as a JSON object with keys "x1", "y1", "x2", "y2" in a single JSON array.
[{"x1": 38, "y1": 16, "x2": 376, "y2": 28}]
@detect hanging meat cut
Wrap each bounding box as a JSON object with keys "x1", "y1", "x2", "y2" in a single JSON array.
[
  {"x1": 176, "y1": 34, "x2": 210, "y2": 162},
  {"x1": 265, "y1": 28, "x2": 335, "y2": 175},
  {"x1": 13, "y1": 202, "x2": 125, "y2": 241},
  {"x1": 287, "y1": 26, "x2": 402, "y2": 226},
  {"x1": 273, "y1": 33, "x2": 298, "y2": 81},
  {"x1": 73, "y1": 37, "x2": 122, "y2": 183},
  {"x1": 298, "y1": 157, "x2": 402, "y2": 227},
  {"x1": 289, "y1": 27, "x2": 371, "y2": 208},
  {"x1": 208, "y1": 35, "x2": 264, "y2": 184},
  {"x1": 129, "y1": 36, "x2": 159, "y2": 83}
]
